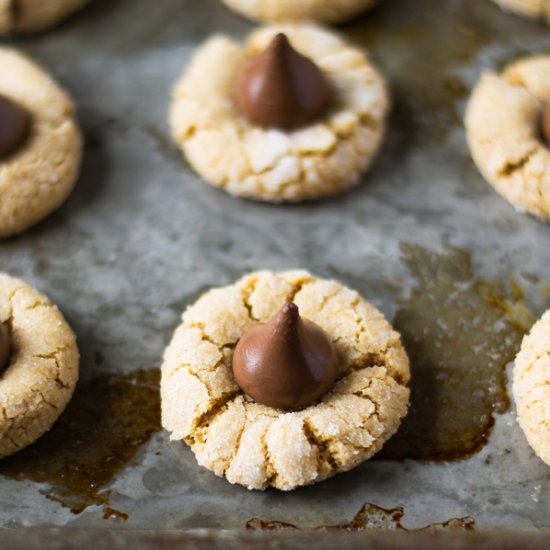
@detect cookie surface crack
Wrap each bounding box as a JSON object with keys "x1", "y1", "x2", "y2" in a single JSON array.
[
  {"x1": 303, "y1": 418, "x2": 338, "y2": 472},
  {"x1": 192, "y1": 391, "x2": 240, "y2": 436},
  {"x1": 497, "y1": 148, "x2": 537, "y2": 178}
]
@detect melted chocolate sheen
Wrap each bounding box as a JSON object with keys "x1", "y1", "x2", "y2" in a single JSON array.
[
  {"x1": 0, "y1": 95, "x2": 30, "y2": 160},
  {"x1": 235, "y1": 33, "x2": 331, "y2": 129},
  {"x1": 542, "y1": 103, "x2": 550, "y2": 147},
  {"x1": 232, "y1": 302, "x2": 338, "y2": 410},
  {"x1": 0, "y1": 323, "x2": 11, "y2": 374}
]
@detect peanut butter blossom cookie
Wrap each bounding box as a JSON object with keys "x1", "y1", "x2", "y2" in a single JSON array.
[
  {"x1": 491, "y1": 0, "x2": 550, "y2": 22},
  {"x1": 169, "y1": 25, "x2": 389, "y2": 202},
  {"x1": 0, "y1": 273, "x2": 79, "y2": 459},
  {"x1": 219, "y1": 0, "x2": 379, "y2": 24},
  {"x1": 0, "y1": 48, "x2": 82, "y2": 238},
  {"x1": 0, "y1": 0, "x2": 90, "y2": 35},
  {"x1": 161, "y1": 270, "x2": 410, "y2": 491},
  {"x1": 466, "y1": 55, "x2": 550, "y2": 221},
  {"x1": 513, "y1": 309, "x2": 550, "y2": 467}
]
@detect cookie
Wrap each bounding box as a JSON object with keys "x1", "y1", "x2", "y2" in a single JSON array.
[
  {"x1": 0, "y1": 48, "x2": 83, "y2": 238},
  {"x1": 0, "y1": 0, "x2": 90, "y2": 35},
  {"x1": 219, "y1": 0, "x2": 378, "y2": 24},
  {"x1": 491, "y1": 0, "x2": 550, "y2": 22},
  {"x1": 465, "y1": 55, "x2": 550, "y2": 221},
  {"x1": 161, "y1": 270, "x2": 410, "y2": 491},
  {"x1": 513, "y1": 309, "x2": 550, "y2": 466},
  {"x1": 169, "y1": 24, "x2": 389, "y2": 202},
  {"x1": 0, "y1": 273, "x2": 79, "y2": 459}
]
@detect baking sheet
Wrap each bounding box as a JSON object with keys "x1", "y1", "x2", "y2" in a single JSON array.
[{"x1": 0, "y1": 0, "x2": 549, "y2": 533}]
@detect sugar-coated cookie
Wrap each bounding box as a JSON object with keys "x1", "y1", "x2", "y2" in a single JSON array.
[
  {"x1": 169, "y1": 25, "x2": 389, "y2": 202},
  {"x1": 513, "y1": 309, "x2": 550, "y2": 467},
  {"x1": 161, "y1": 270, "x2": 410, "y2": 491},
  {"x1": 220, "y1": 0, "x2": 378, "y2": 24},
  {"x1": 0, "y1": 273, "x2": 79, "y2": 459},
  {"x1": 465, "y1": 55, "x2": 550, "y2": 221},
  {"x1": 0, "y1": 0, "x2": 90, "y2": 35},
  {"x1": 0, "y1": 48, "x2": 83, "y2": 238}
]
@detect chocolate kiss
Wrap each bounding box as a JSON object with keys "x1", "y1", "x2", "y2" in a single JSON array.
[
  {"x1": 232, "y1": 302, "x2": 338, "y2": 410},
  {"x1": 0, "y1": 94, "x2": 30, "y2": 160},
  {"x1": 541, "y1": 103, "x2": 550, "y2": 147},
  {"x1": 234, "y1": 33, "x2": 331, "y2": 129},
  {"x1": 0, "y1": 323, "x2": 11, "y2": 374}
]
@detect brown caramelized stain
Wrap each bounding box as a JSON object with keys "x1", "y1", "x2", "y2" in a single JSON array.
[
  {"x1": 477, "y1": 278, "x2": 536, "y2": 333},
  {"x1": 0, "y1": 369, "x2": 161, "y2": 518},
  {"x1": 246, "y1": 503, "x2": 475, "y2": 532},
  {"x1": 103, "y1": 507, "x2": 129, "y2": 521},
  {"x1": 379, "y1": 245, "x2": 529, "y2": 461}
]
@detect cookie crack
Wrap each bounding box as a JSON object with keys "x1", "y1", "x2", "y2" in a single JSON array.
[
  {"x1": 260, "y1": 426, "x2": 277, "y2": 485},
  {"x1": 240, "y1": 279, "x2": 260, "y2": 322},
  {"x1": 302, "y1": 419, "x2": 338, "y2": 473},
  {"x1": 288, "y1": 279, "x2": 315, "y2": 304},
  {"x1": 32, "y1": 348, "x2": 72, "y2": 389},
  {"x1": 497, "y1": 148, "x2": 537, "y2": 178},
  {"x1": 34, "y1": 388, "x2": 58, "y2": 411},
  {"x1": 191, "y1": 391, "x2": 240, "y2": 441},
  {"x1": 322, "y1": 399, "x2": 379, "y2": 455},
  {"x1": 222, "y1": 412, "x2": 247, "y2": 475},
  {"x1": 187, "y1": 322, "x2": 217, "y2": 345}
]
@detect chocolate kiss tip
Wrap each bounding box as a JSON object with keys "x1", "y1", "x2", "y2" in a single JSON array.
[
  {"x1": 268, "y1": 33, "x2": 295, "y2": 59},
  {"x1": 232, "y1": 302, "x2": 338, "y2": 411},
  {"x1": 271, "y1": 33, "x2": 290, "y2": 49},
  {"x1": 234, "y1": 31, "x2": 331, "y2": 130},
  {"x1": 280, "y1": 301, "x2": 299, "y2": 317}
]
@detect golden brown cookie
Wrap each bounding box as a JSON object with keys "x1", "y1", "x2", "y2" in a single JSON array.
[
  {"x1": 513, "y1": 309, "x2": 550, "y2": 466},
  {"x1": 0, "y1": 273, "x2": 79, "y2": 459},
  {"x1": 0, "y1": 48, "x2": 83, "y2": 238},
  {"x1": 161, "y1": 270, "x2": 410, "y2": 491},
  {"x1": 465, "y1": 55, "x2": 550, "y2": 221},
  {"x1": 169, "y1": 24, "x2": 389, "y2": 202}
]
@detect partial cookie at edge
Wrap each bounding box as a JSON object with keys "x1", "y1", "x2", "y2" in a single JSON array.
[
  {"x1": 0, "y1": 273, "x2": 79, "y2": 458},
  {"x1": 220, "y1": 0, "x2": 379, "y2": 24},
  {"x1": 513, "y1": 309, "x2": 550, "y2": 466},
  {"x1": 0, "y1": 0, "x2": 91, "y2": 35},
  {"x1": 0, "y1": 47, "x2": 83, "y2": 238},
  {"x1": 465, "y1": 55, "x2": 550, "y2": 221},
  {"x1": 161, "y1": 270, "x2": 410, "y2": 491}
]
